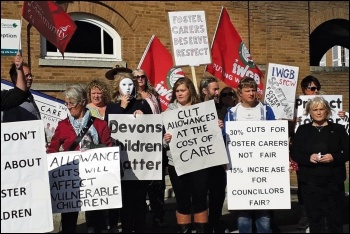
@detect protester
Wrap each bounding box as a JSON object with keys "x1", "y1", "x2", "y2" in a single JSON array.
[
  {"x1": 86, "y1": 79, "x2": 111, "y2": 120},
  {"x1": 132, "y1": 69, "x2": 167, "y2": 228},
  {"x1": 217, "y1": 86, "x2": 238, "y2": 121},
  {"x1": 1, "y1": 53, "x2": 29, "y2": 112},
  {"x1": 163, "y1": 77, "x2": 209, "y2": 233},
  {"x1": 223, "y1": 77, "x2": 275, "y2": 233},
  {"x1": 47, "y1": 84, "x2": 113, "y2": 233},
  {"x1": 85, "y1": 79, "x2": 119, "y2": 233},
  {"x1": 105, "y1": 72, "x2": 152, "y2": 233},
  {"x1": 2, "y1": 60, "x2": 41, "y2": 123},
  {"x1": 291, "y1": 96, "x2": 349, "y2": 233},
  {"x1": 199, "y1": 76, "x2": 227, "y2": 233},
  {"x1": 295, "y1": 75, "x2": 346, "y2": 231}
]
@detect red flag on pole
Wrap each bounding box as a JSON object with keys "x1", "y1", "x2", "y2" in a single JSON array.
[
  {"x1": 138, "y1": 35, "x2": 185, "y2": 111},
  {"x1": 205, "y1": 7, "x2": 264, "y2": 94},
  {"x1": 22, "y1": 1, "x2": 77, "y2": 56}
]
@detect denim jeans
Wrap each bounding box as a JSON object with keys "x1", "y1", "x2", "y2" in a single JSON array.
[{"x1": 237, "y1": 210, "x2": 271, "y2": 233}]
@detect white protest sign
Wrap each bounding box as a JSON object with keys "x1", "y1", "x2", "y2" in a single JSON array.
[
  {"x1": 47, "y1": 147, "x2": 122, "y2": 213},
  {"x1": 225, "y1": 120, "x2": 290, "y2": 210},
  {"x1": 339, "y1": 112, "x2": 349, "y2": 135},
  {"x1": 1, "y1": 79, "x2": 68, "y2": 143},
  {"x1": 1, "y1": 19, "x2": 21, "y2": 56},
  {"x1": 109, "y1": 114, "x2": 163, "y2": 180},
  {"x1": 294, "y1": 95, "x2": 343, "y2": 132},
  {"x1": 263, "y1": 63, "x2": 299, "y2": 120},
  {"x1": 1, "y1": 120, "x2": 53, "y2": 233},
  {"x1": 162, "y1": 100, "x2": 228, "y2": 176},
  {"x1": 168, "y1": 11, "x2": 211, "y2": 66}
]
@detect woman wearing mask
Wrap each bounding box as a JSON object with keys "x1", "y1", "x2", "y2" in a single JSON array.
[
  {"x1": 105, "y1": 72, "x2": 152, "y2": 233},
  {"x1": 47, "y1": 85, "x2": 113, "y2": 233},
  {"x1": 163, "y1": 77, "x2": 209, "y2": 233}
]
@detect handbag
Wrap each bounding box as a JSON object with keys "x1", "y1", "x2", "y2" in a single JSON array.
[{"x1": 68, "y1": 116, "x2": 96, "y2": 151}]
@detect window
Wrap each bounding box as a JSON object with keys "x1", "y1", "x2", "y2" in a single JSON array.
[
  {"x1": 41, "y1": 13, "x2": 121, "y2": 61},
  {"x1": 332, "y1": 46, "x2": 349, "y2": 67},
  {"x1": 319, "y1": 54, "x2": 326, "y2": 67},
  {"x1": 332, "y1": 46, "x2": 341, "y2": 66}
]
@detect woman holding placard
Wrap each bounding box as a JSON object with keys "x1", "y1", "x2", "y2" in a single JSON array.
[{"x1": 163, "y1": 77, "x2": 209, "y2": 233}]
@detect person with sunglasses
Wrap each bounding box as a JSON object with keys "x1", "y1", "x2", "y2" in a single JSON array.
[
  {"x1": 2, "y1": 54, "x2": 41, "y2": 124},
  {"x1": 217, "y1": 87, "x2": 238, "y2": 121},
  {"x1": 132, "y1": 69, "x2": 168, "y2": 229}
]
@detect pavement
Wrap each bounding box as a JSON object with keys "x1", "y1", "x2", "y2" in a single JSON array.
[{"x1": 50, "y1": 175, "x2": 349, "y2": 233}]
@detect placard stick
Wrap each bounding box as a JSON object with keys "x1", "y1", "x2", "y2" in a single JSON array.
[{"x1": 191, "y1": 66, "x2": 199, "y2": 93}]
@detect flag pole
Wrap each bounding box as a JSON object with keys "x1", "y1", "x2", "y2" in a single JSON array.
[
  {"x1": 203, "y1": 6, "x2": 224, "y2": 76},
  {"x1": 137, "y1": 35, "x2": 155, "y2": 69},
  {"x1": 191, "y1": 66, "x2": 199, "y2": 94},
  {"x1": 18, "y1": 17, "x2": 23, "y2": 54}
]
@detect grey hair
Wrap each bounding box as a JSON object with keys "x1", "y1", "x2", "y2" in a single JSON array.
[
  {"x1": 64, "y1": 84, "x2": 87, "y2": 104},
  {"x1": 304, "y1": 96, "x2": 332, "y2": 119}
]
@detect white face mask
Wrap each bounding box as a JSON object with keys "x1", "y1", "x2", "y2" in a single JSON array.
[{"x1": 119, "y1": 78, "x2": 134, "y2": 95}]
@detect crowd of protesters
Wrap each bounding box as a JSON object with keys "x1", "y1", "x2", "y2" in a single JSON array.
[{"x1": 2, "y1": 54, "x2": 348, "y2": 233}]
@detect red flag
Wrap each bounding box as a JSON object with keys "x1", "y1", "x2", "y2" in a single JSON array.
[
  {"x1": 138, "y1": 35, "x2": 185, "y2": 111},
  {"x1": 22, "y1": 1, "x2": 77, "y2": 56},
  {"x1": 205, "y1": 7, "x2": 264, "y2": 94}
]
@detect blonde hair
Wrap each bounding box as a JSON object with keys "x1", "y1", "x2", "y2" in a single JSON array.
[
  {"x1": 86, "y1": 79, "x2": 111, "y2": 104},
  {"x1": 132, "y1": 69, "x2": 158, "y2": 97},
  {"x1": 305, "y1": 96, "x2": 332, "y2": 119}
]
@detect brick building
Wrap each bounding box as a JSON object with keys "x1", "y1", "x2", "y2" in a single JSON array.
[{"x1": 1, "y1": 1, "x2": 349, "y2": 185}]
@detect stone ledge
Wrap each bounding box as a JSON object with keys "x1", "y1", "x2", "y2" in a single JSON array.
[{"x1": 39, "y1": 58, "x2": 126, "y2": 68}]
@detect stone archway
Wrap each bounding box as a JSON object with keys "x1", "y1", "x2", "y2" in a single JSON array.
[{"x1": 309, "y1": 19, "x2": 349, "y2": 66}]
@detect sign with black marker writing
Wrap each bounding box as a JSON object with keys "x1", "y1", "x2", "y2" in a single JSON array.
[
  {"x1": 47, "y1": 147, "x2": 122, "y2": 213},
  {"x1": 263, "y1": 63, "x2": 299, "y2": 120},
  {"x1": 225, "y1": 120, "x2": 290, "y2": 210},
  {"x1": 295, "y1": 95, "x2": 343, "y2": 132},
  {"x1": 162, "y1": 100, "x2": 228, "y2": 176},
  {"x1": 109, "y1": 114, "x2": 163, "y2": 180},
  {"x1": 1, "y1": 120, "x2": 53, "y2": 233},
  {"x1": 168, "y1": 10, "x2": 211, "y2": 66}
]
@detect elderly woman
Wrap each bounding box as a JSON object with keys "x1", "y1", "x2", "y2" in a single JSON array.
[
  {"x1": 47, "y1": 85, "x2": 113, "y2": 233},
  {"x1": 291, "y1": 96, "x2": 349, "y2": 233},
  {"x1": 105, "y1": 72, "x2": 152, "y2": 233}
]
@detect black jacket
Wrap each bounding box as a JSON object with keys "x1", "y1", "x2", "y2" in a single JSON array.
[{"x1": 291, "y1": 121, "x2": 349, "y2": 184}]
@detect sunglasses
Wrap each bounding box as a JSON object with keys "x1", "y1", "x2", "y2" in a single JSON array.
[
  {"x1": 134, "y1": 75, "x2": 147, "y2": 79},
  {"x1": 221, "y1": 92, "x2": 235, "y2": 98},
  {"x1": 307, "y1": 86, "x2": 321, "y2": 91}
]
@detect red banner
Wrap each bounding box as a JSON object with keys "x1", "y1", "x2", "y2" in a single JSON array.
[
  {"x1": 22, "y1": 1, "x2": 76, "y2": 56},
  {"x1": 205, "y1": 7, "x2": 264, "y2": 94},
  {"x1": 138, "y1": 35, "x2": 185, "y2": 111}
]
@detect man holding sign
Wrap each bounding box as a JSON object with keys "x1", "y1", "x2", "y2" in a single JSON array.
[{"x1": 224, "y1": 77, "x2": 276, "y2": 233}]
